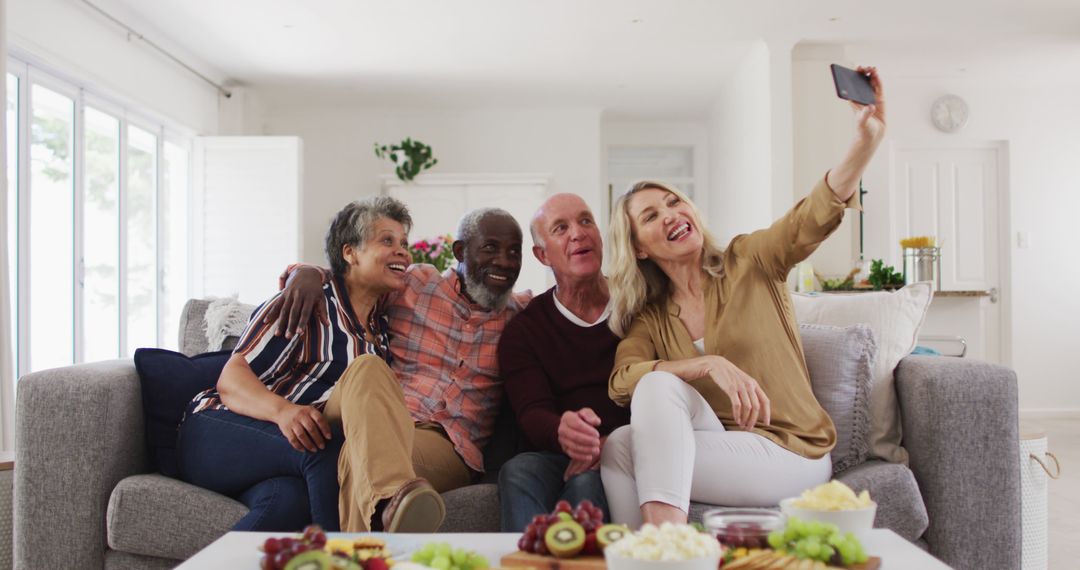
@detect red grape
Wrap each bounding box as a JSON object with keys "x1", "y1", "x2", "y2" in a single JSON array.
[
  {"x1": 302, "y1": 524, "x2": 324, "y2": 543},
  {"x1": 531, "y1": 514, "x2": 547, "y2": 526},
  {"x1": 273, "y1": 551, "x2": 292, "y2": 569},
  {"x1": 555, "y1": 500, "x2": 572, "y2": 514},
  {"x1": 518, "y1": 535, "x2": 531, "y2": 552},
  {"x1": 582, "y1": 533, "x2": 599, "y2": 556},
  {"x1": 263, "y1": 537, "x2": 282, "y2": 555},
  {"x1": 534, "y1": 538, "x2": 549, "y2": 555}
]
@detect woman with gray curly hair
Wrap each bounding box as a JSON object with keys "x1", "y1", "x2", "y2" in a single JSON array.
[
  {"x1": 177, "y1": 196, "x2": 414, "y2": 532},
  {"x1": 601, "y1": 67, "x2": 887, "y2": 527}
]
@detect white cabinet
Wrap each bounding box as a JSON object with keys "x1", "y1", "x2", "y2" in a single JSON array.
[{"x1": 382, "y1": 174, "x2": 551, "y2": 295}]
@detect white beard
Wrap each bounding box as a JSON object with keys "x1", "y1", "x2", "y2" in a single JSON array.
[{"x1": 462, "y1": 269, "x2": 512, "y2": 311}]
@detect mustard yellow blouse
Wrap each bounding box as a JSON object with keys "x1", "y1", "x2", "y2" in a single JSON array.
[{"x1": 609, "y1": 177, "x2": 860, "y2": 459}]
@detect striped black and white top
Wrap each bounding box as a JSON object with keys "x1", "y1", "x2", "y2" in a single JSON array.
[{"x1": 188, "y1": 275, "x2": 391, "y2": 415}]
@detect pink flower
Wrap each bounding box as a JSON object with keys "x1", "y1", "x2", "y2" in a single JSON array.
[
  {"x1": 415, "y1": 240, "x2": 429, "y2": 250},
  {"x1": 429, "y1": 250, "x2": 440, "y2": 260}
]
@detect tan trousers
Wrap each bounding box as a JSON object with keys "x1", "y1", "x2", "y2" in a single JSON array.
[{"x1": 324, "y1": 354, "x2": 473, "y2": 531}]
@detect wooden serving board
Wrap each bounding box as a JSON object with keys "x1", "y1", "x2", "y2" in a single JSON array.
[
  {"x1": 848, "y1": 557, "x2": 881, "y2": 570},
  {"x1": 501, "y1": 551, "x2": 881, "y2": 570},
  {"x1": 501, "y1": 551, "x2": 606, "y2": 570}
]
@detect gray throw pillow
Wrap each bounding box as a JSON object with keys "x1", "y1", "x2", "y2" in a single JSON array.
[{"x1": 799, "y1": 323, "x2": 877, "y2": 473}]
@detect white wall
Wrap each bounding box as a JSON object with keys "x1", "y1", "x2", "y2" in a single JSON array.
[
  {"x1": 259, "y1": 104, "x2": 604, "y2": 264},
  {"x1": 708, "y1": 40, "x2": 773, "y2": 244},
  {"x1": 792, "y1": 44, "x2": 861, "y2": 278},
  {"x1": 807, "y1": 47, "x2": 1080, "y2": 413},
  {"x1": 7, "y1": 0, "x2": 221, "y2": 133}
]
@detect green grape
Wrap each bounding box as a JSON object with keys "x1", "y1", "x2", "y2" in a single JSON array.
[
  {"x1": 435, "y1": 543, "x2": 452, "y2": 558},
  {"x1": 773, "y1": 516, "x2": 868, "y2": 564},
  {"x1": 430, "y1": 555, "x2": 451, "y2": 570},
  {"x1": 470, "y1": 555, "x2": 490, "y2": 569},
  {"x1": 451, "y1": 549, "x2": 469, "y2": 566},
  {"x1": 767, "y1": 531, "x2": 785, "y2": 550}
]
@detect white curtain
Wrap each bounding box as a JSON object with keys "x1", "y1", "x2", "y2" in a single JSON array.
[{"x1": 0, "y1": 0, "x2": 15, "y2": 451}]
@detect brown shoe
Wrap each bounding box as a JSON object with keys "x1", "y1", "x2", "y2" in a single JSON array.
[{"x1": 382, "y1": 478, "x2": 446, "y2": 533}]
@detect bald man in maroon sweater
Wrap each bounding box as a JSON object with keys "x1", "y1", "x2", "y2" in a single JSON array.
[{"x1": 497, "y1": 194, "x2": 629, "y2": 531}]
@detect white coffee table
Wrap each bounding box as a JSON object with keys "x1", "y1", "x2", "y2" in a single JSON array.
[{"x1": 177, "y1": 529, "x2": 952, "y2": 569}]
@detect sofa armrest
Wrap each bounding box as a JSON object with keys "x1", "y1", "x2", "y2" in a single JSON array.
[
  {"x1": 895, "y1": 355, "x2": 1020, "y2": 570},
  {"x1": 15, "y1": 359, "x2": 148, "y2": 570}
]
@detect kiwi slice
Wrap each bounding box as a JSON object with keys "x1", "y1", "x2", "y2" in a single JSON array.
[
  {"x1": 544, "y1": 520, "x2": 586, "y2": 558},
  {"x1": 284, "y1": 550, "x2": 332, "y2": 570},
  {"x1": 596, "y1": 524, "x2": 630, "y2": 549}
]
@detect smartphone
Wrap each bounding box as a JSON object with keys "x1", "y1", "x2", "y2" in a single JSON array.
[{"x1": 830, "y1": 64, "x2": 876, "y2": 106}]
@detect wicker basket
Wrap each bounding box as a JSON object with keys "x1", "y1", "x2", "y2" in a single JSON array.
[{"x1": 1020, "y1": 425, "x2": 1061, "y2": 570}]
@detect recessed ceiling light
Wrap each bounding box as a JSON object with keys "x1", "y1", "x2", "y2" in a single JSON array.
[
  {"x1": 828, "y1": 17, "x2": 841, "y2": 22},
  {"x1": 630, "y1": 18, "x2": 642, "y2": 24},
  {"x1": 283, "y1": 24, "x2": 294, "y2": 29}
]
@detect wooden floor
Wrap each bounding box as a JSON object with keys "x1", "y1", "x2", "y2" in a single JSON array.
[{"x1": 1023, "y1": 415, "x2": 1079, "y2": 570}]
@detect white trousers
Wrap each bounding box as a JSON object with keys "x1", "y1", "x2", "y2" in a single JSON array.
[{"x1": 600, "y1": 371, "x2": 831, "y2": 527}]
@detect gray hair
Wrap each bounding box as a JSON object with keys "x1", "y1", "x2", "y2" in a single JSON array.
[
  {"x1": 456, "y1": 207, "x2": 515, "y2": 245},
  {"x1": 325, "y1": 196, "x2": 413, "y2": 276}
]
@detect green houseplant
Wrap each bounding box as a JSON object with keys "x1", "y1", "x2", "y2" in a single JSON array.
[
  {"x1": 374, "y1": 138, "x2": 438, "y2": 182},
  {"x1": 867, "y1": 259, "x2": 905, "y2": 291}
]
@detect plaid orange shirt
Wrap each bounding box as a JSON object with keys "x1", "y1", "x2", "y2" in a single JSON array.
[
  {"x1": 297, "y1": 264, "x2": 531, "y2": 471},
  {"x1": 388, "y1": 265, "x2": 530, "y2": 471}
]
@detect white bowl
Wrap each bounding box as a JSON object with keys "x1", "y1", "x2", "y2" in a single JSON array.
[
  {"x1": 778, "y1": 498, "x2": 877, "y2": 536},
  {"x1": 603, "y1": 550, "x2": 721, "y2": 570}
]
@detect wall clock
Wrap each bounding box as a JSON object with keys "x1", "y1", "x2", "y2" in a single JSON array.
[{"x1": 931, "y1": 94, "x2": 969, "y2": 133}]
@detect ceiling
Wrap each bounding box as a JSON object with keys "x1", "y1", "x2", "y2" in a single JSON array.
[{"x1": 92, "y1": 0, "x2": 1080, "y2": 118}]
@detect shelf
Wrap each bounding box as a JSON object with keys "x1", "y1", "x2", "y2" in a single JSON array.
[{"x1": 934, "y1": 290, "x2": 993, "y2": 297}]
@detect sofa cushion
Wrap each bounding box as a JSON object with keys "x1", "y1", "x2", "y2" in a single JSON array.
[
  {"x1": 107, "y1": 474, "x2": 247, "y2": 560},
  {"x1": 800, "y1": 323, "x2": 876, "y2": 473},
  {"x1": 792, "y1": 283, "x2": 933, "y2": 464},
  {"x1": 133, "y1": 349, "x2": 231, "y2": 477},
  {"x1": 835, "y1": 459, "x2": 929, "y2": 542},
  {"x1": 439, "y1": 483, "x2": 501, "y2": 532},
  {"x1": 178, "y1": 299, "x2": 250, "y2": 356}
]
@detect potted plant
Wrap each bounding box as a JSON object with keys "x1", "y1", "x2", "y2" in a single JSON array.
[{"x1": 374, "y1": 138, "x2": 438, "y2": 182}]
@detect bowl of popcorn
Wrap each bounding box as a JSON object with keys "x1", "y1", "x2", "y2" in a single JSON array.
[
  {"x1": 779, "y1": 480, "x2": 876, "y2": 536},
  {"x1": 603, "y1": 523, "x2": 721, "y2": 570}
]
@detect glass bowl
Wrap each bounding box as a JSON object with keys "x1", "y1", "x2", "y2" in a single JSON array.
[{"x1": 702, "y1": 508, "x2": 785, "y2": 550}]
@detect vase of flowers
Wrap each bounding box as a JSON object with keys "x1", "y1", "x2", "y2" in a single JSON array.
[{"x1": 409, "y1": 234, "x2": 456, "y2": 272}]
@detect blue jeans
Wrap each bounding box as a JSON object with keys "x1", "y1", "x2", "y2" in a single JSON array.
[
  {"x1": 498, "y1": 451, "x2": 609, "y2": 532},
  {"x1": 177, "y1": 408, "x2": 344, "y2": 531}
]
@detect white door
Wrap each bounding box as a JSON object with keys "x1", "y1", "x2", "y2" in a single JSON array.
[{"x1": 891, "y1": 145, "x2": 1007, "y2": 363}]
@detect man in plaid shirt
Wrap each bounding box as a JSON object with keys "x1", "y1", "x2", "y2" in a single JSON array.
[{"x1": 273, "y1": 207, "x2": 531, "y2": 532}]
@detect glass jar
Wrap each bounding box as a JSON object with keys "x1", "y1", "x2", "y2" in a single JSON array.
[{"x1": 702, "y1": 507, "x2": 785, "y2": 550}]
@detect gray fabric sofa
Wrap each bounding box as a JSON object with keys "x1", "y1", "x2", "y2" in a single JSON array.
[{"x1": 14, "y1": 299, "x2": 1021, "y2": 569}]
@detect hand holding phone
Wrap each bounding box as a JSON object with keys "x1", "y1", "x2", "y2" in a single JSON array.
[{"x1": 830, "y1": 64, "x2": 876, "y2": 106}]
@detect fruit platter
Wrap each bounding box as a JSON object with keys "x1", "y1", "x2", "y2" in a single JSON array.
[
  {"x1": 255, "y1": 526, "x2": 491, "y2": 570},
  {"x1": 501, "y1": 499, "x2": 627, "y2": 569},
  {"x1": 498, "y1": 494, "x2": 881, "y2": 570}
]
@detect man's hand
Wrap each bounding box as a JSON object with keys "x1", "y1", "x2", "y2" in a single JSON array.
[
  {"x1": 275, "y1": 403, "x2": 333, "y2": 453},
  {"x1": 263, "y1": 266, "x2": 329, "y2": 338},
  {"x1": 558, "y1": 408, "x2": 602, "y2": 461}
]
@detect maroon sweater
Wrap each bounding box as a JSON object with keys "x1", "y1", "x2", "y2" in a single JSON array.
[{"x1": 497, "y1": 288, "x2": 630, "y2": 454}]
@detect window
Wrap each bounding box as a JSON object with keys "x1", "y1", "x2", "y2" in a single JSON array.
[{"x1": 4, "y1": 60, "x2": 192, "y2": 379}]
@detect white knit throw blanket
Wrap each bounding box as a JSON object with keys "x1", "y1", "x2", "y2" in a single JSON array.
[{"x1": 204, "y1": 296, "x2": 255, "y2": 351}]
